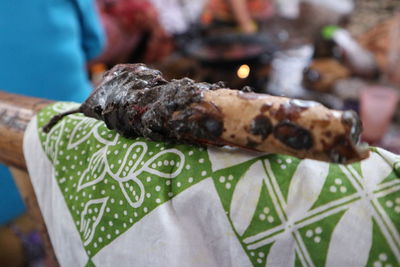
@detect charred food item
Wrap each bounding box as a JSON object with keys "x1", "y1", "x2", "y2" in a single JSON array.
[{"x1": 43, "y1": 64, "x2": 369, "y2": 164}]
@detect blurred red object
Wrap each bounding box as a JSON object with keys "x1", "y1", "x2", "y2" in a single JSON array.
[
  {"x1": 358, "y1": 13, "x2": 400, "y2": 86},
  {"x1": 201, "y1": 0, "x2": 274, "y2": 30},
  {"x1": 96, "y1": 0, "x2": 173, "y2": 65},
  {"x1": 385, "y1": 13, "x2": 400, "y2": 86},
  {"x1": 360, "y1": 86, "x2": 399, "y2": 144}
]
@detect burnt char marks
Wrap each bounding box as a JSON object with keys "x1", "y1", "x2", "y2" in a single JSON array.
[
  {"x1": 273, "y1": 99, "x2": 318, "y2": 121},
  {"x1": 246, "y1": 137, "x2": 260, "y2": 148},
  {"x1": 169, "y1": 101, "x2": 224, "y2": 141},
  {"x1": 241, "y1": 86, "x2": 254, "y2": 92},
  {"x1": 250, "y1": 115, "x2": 272, "y2": 140},
  {"x1": 342, "y1": 110, "x2": 362, "y2": 144},
  {"x1": 324, "y1": 131, "x2": 333, "y2": 138},
  {"x1": 203, "y1": 117, "x2": 224, "y2": 137},
  {"x1": 320, "y1": 111, "x2": 363, "y2": 163},
  {"x1": 189, "y1": 102, "x2": 224, "y2": 139},
  {"x1": 260, "y1": 103, "x2": 272, "y2": 113},
  {"x1": 273, "y1": 120, "x2": 313, "y2": 150},
  {"x1": 327, "y1": 135, "x2": 358, "y2": 164},
  {"x1": 84, "y1": 64, "x2": 226, "y2": 141}
]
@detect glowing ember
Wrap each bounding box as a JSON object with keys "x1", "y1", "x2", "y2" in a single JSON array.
[{"x1": 237, "y1": 64, "x2": 250, "y2": 79}]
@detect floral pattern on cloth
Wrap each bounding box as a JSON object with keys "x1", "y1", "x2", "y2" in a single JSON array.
[{"x1": 37, "y1": 102, "x2": 400, "y2": 266}]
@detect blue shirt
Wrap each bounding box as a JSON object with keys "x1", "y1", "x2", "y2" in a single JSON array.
[
  {"x1": 0, "y1": 0, "x2": 105, "y2": 101},
  {"x1": 0, "y1": 0, "x2": 105, "y2": 224}
]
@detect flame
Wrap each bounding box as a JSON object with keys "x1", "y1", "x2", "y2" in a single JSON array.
[{"x1": 237, "y1": 64, "x2": 250, "y2": 79}]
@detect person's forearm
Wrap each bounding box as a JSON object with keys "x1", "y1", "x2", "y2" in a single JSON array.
[{"x1": 228, "y1": 0, "x2": 256, "y2": 33}]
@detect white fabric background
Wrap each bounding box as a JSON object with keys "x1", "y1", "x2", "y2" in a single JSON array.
[
  {"x1": 24, "y1": 117, "x2": 251, "y2": 266},
  {"x1": 24, "y1": 117, "x2": 89, "y2": 266},
  {"x1": 23, "y1": 115, "x2": 400, "y2": 266}
]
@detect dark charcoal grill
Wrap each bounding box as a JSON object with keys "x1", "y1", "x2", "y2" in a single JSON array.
[{"x1": 183, "y1": 33, "x2": 278, "y2": 92}]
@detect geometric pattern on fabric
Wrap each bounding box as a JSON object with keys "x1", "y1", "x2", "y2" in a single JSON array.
[{"x1": 37, "y1": 103, "x2": 400, "y2": 266}]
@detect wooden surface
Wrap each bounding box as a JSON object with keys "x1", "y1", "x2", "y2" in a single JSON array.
[{"x1": 0, "y1": 90, "x2": 52, "y2": 170}]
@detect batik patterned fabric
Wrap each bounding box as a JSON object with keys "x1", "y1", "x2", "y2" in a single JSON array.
[{"x1": 27, "y1": 102, "x2": 400, "y2": 266}]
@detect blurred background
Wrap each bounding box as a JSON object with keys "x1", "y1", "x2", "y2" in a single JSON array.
[
  {"x1": 0, "y1": 0, "x2": 400, "y2": 265},
  {"x1": 91, "y1": 0, "x2": 400, "y2": 152}
]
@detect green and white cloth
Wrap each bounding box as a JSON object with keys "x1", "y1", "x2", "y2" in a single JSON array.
[{"x1": 24, "y1": 102, "x2": 400, "y2": 266}]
